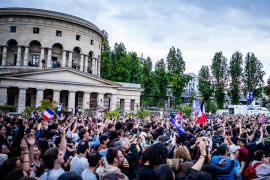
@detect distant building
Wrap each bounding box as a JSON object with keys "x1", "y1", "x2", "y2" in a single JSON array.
[{"x1": 0, "y1": 8, "x2": 142, "y2": 114}]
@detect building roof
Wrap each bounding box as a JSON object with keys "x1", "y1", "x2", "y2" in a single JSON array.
[{"x1": 0, "y1": 7, "x2": 104, "y2": 41}]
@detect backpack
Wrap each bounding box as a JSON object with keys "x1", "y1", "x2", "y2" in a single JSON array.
[{"x1": 243, "y1": 161, "x2": 263, "y2": 180}]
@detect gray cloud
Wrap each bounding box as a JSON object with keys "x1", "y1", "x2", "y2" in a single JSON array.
[{"x1": 1, "y1": 0, "x2": 269, "y2": 81}]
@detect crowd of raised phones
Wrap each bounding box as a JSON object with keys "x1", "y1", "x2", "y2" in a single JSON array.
[{"x1": 0, "y1": 112, "x2": 270, "y2": 180}]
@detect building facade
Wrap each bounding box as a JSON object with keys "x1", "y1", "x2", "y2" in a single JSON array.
[{"x1": 0, "y1": 8, "x2": 142, "y2": 114}]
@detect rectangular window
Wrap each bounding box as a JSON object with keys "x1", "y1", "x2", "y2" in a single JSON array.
[
  {"x1": 130, "y1": 100, "x2": 135, "y2": 110},
  {"x1": 56, "y1": 30, "x2": 62, "y2": 37},
  {"x1": 76, "y1": 35, "x2": 80, "y2": 41},
  {"x1": 120, "y1": 99, "x2": 125, "y2": 110},
  {"x1": 99, "y1": 44, "x2": 100, "y2": 49},
  {"x1": 7, "y1": 92, "x2": 15, "y2": 106},
  {"x1": 31, "y1": 55, "x2": 39, "y2": 66},
  {"x1": 10, "y1": 26, "x2": 16, "y2": 33},
  {"x1": 33, "y1": 27, "x2": 39, "y2": 34},
  {"x1": 91, "y1": 39, "x2": 94, "y2": 45},
  {"x1": 0, "y1": 54, "x2": 2, "y2": 65},
  {"x1": 26, "y1": 93, "x2": 31, "y2": 107}
]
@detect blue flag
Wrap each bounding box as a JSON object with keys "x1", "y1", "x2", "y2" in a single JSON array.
[{"x1": 172, "y1": 111, "x2": 186, "y2": 134}]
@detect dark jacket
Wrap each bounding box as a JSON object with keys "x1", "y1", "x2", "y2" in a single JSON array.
[
  {"x1": 122, "y1": 143, "x2": 139, "y2": 179},
  {"x1": 201, "y1": 160, "x2": 235, "y2": 180}
]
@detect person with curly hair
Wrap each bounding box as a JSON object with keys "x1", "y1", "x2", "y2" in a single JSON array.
[
  {"x1": 139, "y1": 143, "x2": 168, "y2": 180},
  {"x1": 174, "y1": 146, "x2": 192, "y2": 162}
]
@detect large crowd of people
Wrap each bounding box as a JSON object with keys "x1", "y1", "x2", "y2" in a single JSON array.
[{"x1": 0, "y1": 110, "x2": 270, "y2": 180}]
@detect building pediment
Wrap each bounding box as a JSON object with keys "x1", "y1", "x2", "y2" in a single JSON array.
[{"x1": 0, "y1": 68, "x2": 121, "y2": 88}]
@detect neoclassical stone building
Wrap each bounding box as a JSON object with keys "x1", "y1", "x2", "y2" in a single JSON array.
[{"x1": 0, "y1": 8, "x2": 142, "y2": 114}]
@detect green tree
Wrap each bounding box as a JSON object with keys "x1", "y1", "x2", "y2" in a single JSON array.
[
  {"x1": 154, "y1": 59, "x2": 169, "y2": 107},
  {"x1": 110, "y1": 42, "x2": 130, "y2": 82},
  {"x1": 198, "y1": 65, "x2": 214, "y2": 102},
  {"x1": 126, "y1": 52, "x2": 142, "y2": 84},
  {"x1": 141, "y1": 57, "x2": 156, "y2": 105},
  {"x1": 211, "y1": 51, "x2": 228, "y2": 109},
  {"x1": 243, "y1": 52, "x2": 265, "y2": 100},
  {"x1": 100, "y1": 30, "x2": 112, "y2": 79},
  {"x1": 188, "y1": 91, "x2": 196, "y2": 105},
  {"x1": 228, "y1": 51, "x2": 243, "y2": 104},
  {"x1": 166, "y1": 47, "x2": 191, "y2": 105}
]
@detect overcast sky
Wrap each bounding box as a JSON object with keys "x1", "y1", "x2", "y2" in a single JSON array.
[{"x1": 1, "y1": 0, "x2": 270, "y2": 81}]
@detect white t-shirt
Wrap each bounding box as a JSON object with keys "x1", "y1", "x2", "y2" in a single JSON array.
[
  {"x1": 40, "y1": 168, "x2": 65, "y2": 180},
  {"x1": 57, "y1": 105, "x2": 62, "y2": 111},
  {"x1": 81, "y1": 169, "x2": 97, "y2": 180}
]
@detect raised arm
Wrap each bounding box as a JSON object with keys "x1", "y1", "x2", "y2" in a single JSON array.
[
  {"x1": 58, "y1": 127, "x2": 66, "y2": 155},
  {"x1": 256, "y1": 127, "x2": 264, "y2": 145},
  {"x1": 191, "y1": 139, "x2": 206, "y2": 171}
]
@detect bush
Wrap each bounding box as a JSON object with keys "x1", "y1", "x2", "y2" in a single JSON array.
[
  {"x1": 36, "y1": 99, "x2": 57, "y2": 112},
  {"x1": 84, "y1": 108, "x2": 92, "y2": 115},
  {"x1": 0, "y1": 104, "x2": 15, "y2": 113},
  {"x1": 138, "y1": 110, "x2": 150, "y2": 118},
  {"x1": 105, "y1": 110, "x2": 120, "y2": 118},
  {"x1": 184, "y1": 106, "x2": 192, "y2": 117},
  {"x1": 22, "y1": 106, "x2": 34, "y2": 116},
  {"x1": 125, "y1": 112, "x2": 135, "y2": 116}
]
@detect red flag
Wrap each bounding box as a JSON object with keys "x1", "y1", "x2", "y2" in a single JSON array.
[{"x1": 195, "y1": 100, "x2": 206, "y2": 123}]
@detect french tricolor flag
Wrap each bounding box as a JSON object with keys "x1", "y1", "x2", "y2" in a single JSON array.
[
  {"x1": 42, "y1": 108, "x2": 55, "y2": 121},
  {"x1": 195, "y1": 100, "x2": 206, "y2": 123}
]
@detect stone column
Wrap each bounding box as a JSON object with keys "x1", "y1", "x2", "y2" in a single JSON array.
[
  {"x1": 35, "y1": 89, "x2": 44, "y2": 108},
  {"x1": 0, "y1": 86, "x2": 8, "y2": 105},
  {"x1": 53, "y1": 90, "x2": 60, "y2": 103},
  {"x1": 97, "y1": 93, "x2": 104, "y2": 117},
  {"x1": 84, "y1": 55, "x2": 88, "y2": 72},
  {"x1": 39, "y1": 47, "x2": 45, "y2": 68},
  {"x1": 92, "y1": 58, "x2": 96, "y2": 75},
  {"x1": 62, "y1": 50, "x2": 67, "y2": 67},
  {"x1": 68, "y1": 91, "x2": 76, "y2": 114},
  {"x1": 47, "y1": 48, "x2": 52, "y2": 68},
  {"x1": 23, "y1": 46, "x2": 29, "y2": 66},
  {"x1": 96, "y1": 59, "x2": 99, "y2": 76},
  {"x1": 97, "y1": 60, "x2": 101, "y2": 77},
  {"x1": 82, "y1": 92, "x2": 91, "y2": 112},
  {"x1": 110, "y1": 94, "x2": 117, "y2": 111},
  {"x1": 68, "y1": 51, "x2": 72, "y2": 68},
  {"x1": 16, "y1": 46, "x2": 22, "y2": 66},
  {"x1": 18, "y1": 88, "x2": 26, "y2": 113},
  {"x1": 2, "y1": 46, "x2": 7, "y2": 66},
  {"x1": 95, "y1": 59, "x2": 97, "y2": 75},
  {"x1": 80, "y1": 54, "x2": 84, "y2": 72}
]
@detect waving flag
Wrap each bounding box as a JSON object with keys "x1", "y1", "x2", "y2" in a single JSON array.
[
  {"x1": 261, "y1": 114, "x2": 265, "y2": 124},
  {"x1": 195, "y1": 100, "x2": 206, "y2": 123},
  {"x1": 42, "y1": 108, "x2": 55, "y2": 121},
  {"x1": 172, "y1": 111, "x2": 186, "y2": 134},
  {"x1": 190, "y1": 99, "x2": 201, "y2": 118}
]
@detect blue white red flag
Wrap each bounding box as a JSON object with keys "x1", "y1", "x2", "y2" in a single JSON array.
[
  {"x1": 172, "y1": 111, "x2": 186, "y2": 134},
  {"x1": 42, "y1": 108, "x2": 55, "y2": 121},
  {"x1": 195, "y1": 100, "x2": 206, "y2": 123}
]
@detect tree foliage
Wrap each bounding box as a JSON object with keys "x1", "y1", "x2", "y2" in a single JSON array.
[
  {"x1": 211, "y1": 51, "x2": 228, "y2": 109},
  {"x1": 154, "y1": 59, "x2": 169, "y2": 107},
  {"x1": 198, "y1": 65, "x2": 213, "y2": 102},
  {"x1": 167, "y1": 47, "x2": 191, "y2": 105},
  {"x1": 141, "y1": 57, "x2": 156, "y2": 104},
  {"x1": 243, "y1": 52, "x2": 265, "y2": 98},
  {"x1": 228, "y1": 51, "x2": 243, "y2": 104},
  {"x1": 100, "y1": 30, "x2": 112, "y2": 79}
]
